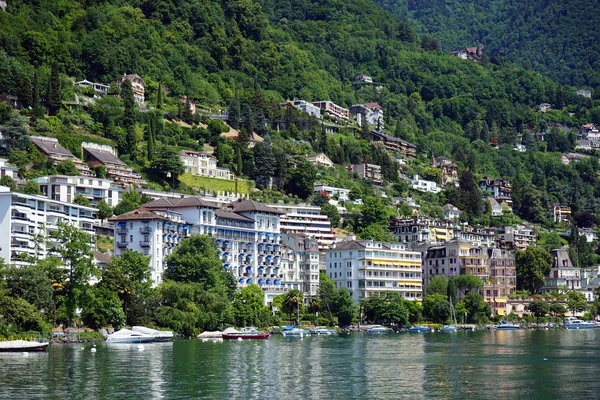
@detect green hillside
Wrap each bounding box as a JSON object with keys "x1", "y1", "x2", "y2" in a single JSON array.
[{"x1": 373, "y1": 0, "x2": 600, "y2": 87}]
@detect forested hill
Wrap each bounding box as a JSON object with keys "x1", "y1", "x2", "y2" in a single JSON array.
[{"x1": 373, "y1": 0, "x2": 600, "y2": 87}]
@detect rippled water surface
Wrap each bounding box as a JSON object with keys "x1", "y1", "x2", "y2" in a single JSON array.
[{"x1": 2, "y1": 330, "x2": 600, "y2": 399}]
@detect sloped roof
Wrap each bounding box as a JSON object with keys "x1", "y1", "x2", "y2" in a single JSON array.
[
  {"x1": 142, "y1": 197, "x2": 219, "y2": 210},
  {"x1": 363, "y1": 102, "x2": 382, "y2": 112},
  {"x1": 110, "y1": 208, "x2": 169, "y2": 222},
  {"x1": 330, "y1": 240, "x2": 366, "y2": 250},
  {"x1": 215, "y1": 209, "x2": 254, "y2": 222},
  {"x1": 230, "y1": 199, "x2": 285, "y2": 214},
  {"x1": 83, "y1": 147, "x2": 126, "y2": 166},
  {"x1": 31, "y1": 137, "x2": 74, "y2": 158}
]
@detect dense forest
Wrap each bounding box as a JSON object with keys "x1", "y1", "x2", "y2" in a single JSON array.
[{"x1": 373, "y1": 0, "x2": 600, "y2": 87}]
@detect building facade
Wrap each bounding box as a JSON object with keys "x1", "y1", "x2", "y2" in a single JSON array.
[
  {"x1": 350, "y1": 102, "x2": 384, "y2": 129},
  {"x1": 369, "y1": 131, "x2": 417, "y2": 159},
  {"x1": 31, "y1": 136, "x2": 93, "y2": 177},
  {"x1": 325, "y1": 239, "x2": 422, "y2": 303},
  {"x1": 485, "y1": 248, "x2": 516, "y2": 316},
  {"x1": 117, "y1": 73, "x2": 145, "y2": 104},
  {"x1": 313, "y1": 184, "x2": 350, "y2": 201},
  {"x1": 311, "y1": 101, "x2": 349, "y2": 120},
  {"x1": 274, "y1": 204, "x2": 335, "y2": 249},
  {"x1": 179, "y1": 150, "x2": 235, "y2": 180},
  {"x1": 352, "y1": 163, "x2": 382, "y2": 185},
  {"x1": 35, "y1": 175, "x2": 122, "y2": 207},
  {"x1": 410, "y1": 175, "x2": 441, "y2": 193},
  {"x1": 0, "y1": 187, "x2": 97, "y2": 267},
  {"x1": 82, "y1": 143, "x2": 146, "y2": 187}
]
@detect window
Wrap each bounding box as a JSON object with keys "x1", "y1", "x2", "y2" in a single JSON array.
[{"x1": 130, "y1": 235, "x2": 133, "y2": 243}]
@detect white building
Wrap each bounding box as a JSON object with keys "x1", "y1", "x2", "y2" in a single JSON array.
[
  {"x1": 75, "y1": 79, "x2": 110, "y2": 96},
  {"x1": 306, "y1": 153, "x2": 334, "y2": 168},
  {"x1": 0, "y1": 186, "x2": 97, "y2": 267},
  {"x1": 498, "y1": 225, "x2": 536, "y2": 250},
  {"x1": 292, "y1": 100, "x2": 321, "y2": 118},
  {"x1": 325, "y1": 238, "x2": 422, "y2": 302},
  {"x1": 313, "y1": 183, "x2": 350, "y2": 201},
  {"x1": 117, "y1": 73, "x2": 145, "y2": 104},
  {"x1": 488, "y1": 197, "x2": 503, "y2": 217},
  {"x1": 35, "y1": 175, "x2": 122, "y2": 207},
  {"x1": 350, "y1": 102, "x2": 384, "y2": 129},
  {"x1": 274, "y1": 204, "x2": 335, "y2": 249},
  {"x1": 179, "y1": 150, "x2": 235, "y2": 180},
  {"x1": 0, "y1": 158, "x2": 18, "y2": 180},
  {"x1": 410, "y1": 175, "x2": 441, "y2": 193},
  {"x1": 443, "y1": 204, "x2": 462, "y2": 220}
]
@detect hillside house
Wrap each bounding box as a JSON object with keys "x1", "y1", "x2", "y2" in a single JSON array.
[
  {"x1": 30, "y1": 136, "x2": 93, "y2": 176},
  {"x1": 352, "y1": 163, "x2": 382, "y2": 185},
  {"x1": 431, "y1": 156, "x2": 459, "y2": 186},
  {"x1": 117, "y1": 73, "x2": 145, "y2": 105},
  {"x1": 552, "y1": 203, "x2": 571, "y2": 223},
  {"x1": 450, "y1": 44, "x2": 484, "y2": 63},
  {"x1": 307, "y1": 153, "x2": 334, "y2": 168},
  {"x1": 75, "y1": 79, "x2": 109, "y2": 96},
  {"x1": 410, "y1": 175, "x2": 441, "y2": 193},
  {"x1": 369, "y1": 131, "x2": 417, "y2": 159},
  {"x1": 179, "y1": 150, "x2": 234, "y2": 180},
  {"x1": 350, "y1": 102, "x2": 384, "y2": 129},
  {"x1": 311, "y1": 101, "x2": 349, "y2": 121},
  {"x1": 576, "y1": 89, "x2": 592, "y2": 98},
  {"x1": 354, "y1": 74, "x2": 373, "y2": 84},
  {"x1": 443, "y1": 204, "x2": 462, "y2": 220},
  {"x1": 82, "y1": 143, "x2": 146, "y2": 187}
]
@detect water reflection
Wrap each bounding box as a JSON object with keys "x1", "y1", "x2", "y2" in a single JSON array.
[{"x1": 1, "y1": 331, "x2": 600, "y2": 399}]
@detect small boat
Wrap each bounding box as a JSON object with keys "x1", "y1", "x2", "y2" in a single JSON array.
[
  {"x1": 408, "y1": 326, "x2": 431, "y2": 333},
  {"x1": 439, "y1": 325, "x2": 458, "y2": 332},
  {"x1": 106, "y1": 329, "x2": 155, "y2": 344},
  {"x1": 197, "y1": 331, "x2": 223, "y2": 341},
  {"x1": 222, "y1": 327, "x2": 270, "y2": 340},
  {"x1": 495, "y1": 321, "x2": 520, "y2": 330},
  {"x1": 366, "y1": 325, "x2": 390, "y2": 333},
  {"x1": 564, "y1": 317, "x2": 595, "y2": 330},
  {"x1": 309, "y1": 326, "x2": 337, "y2": 335},
  {"x1": 0, "y1": 340, "x2": 49, "y2": 352},
  {"x1": 132, "y1": 326, "x2": 174, "y2": 342},
  {"x1": 281, "y1": 327, "x2": 310, "y2": 338}
]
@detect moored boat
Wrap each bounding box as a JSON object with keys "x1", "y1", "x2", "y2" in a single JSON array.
[
  {"x1": 408, "y1": 326, "x2": 431, "y2": 333},
  {"x1": 222, "y1": 327, "x2": 270, "y2": 340},
  {"x1": 366, "y1": 325, "x2": 390, "y2": 333},
  {"x1": 495, "y1": 321, "x2": 520, "y2": 330},
  {"x1": 281, "y1": 327, "x2": 310, "y2": 338},
  {"x1": 132, "y1": 326, "x2": 174, "y2": 342},
  {"x1": 564, "y1": 317, "x2": 595, "y2": 330},
  {"x1": 0, "y1": 340, "x2": 49, "y2": 352},
  {"x1": 439, "y1": 325, "x2": 458, "y2": 332},
  {"x1": 106, "y1": 329, "x2": 155, "y2": 344},
  {"x1": 309, "y1": 326, "x2": 337, "y2": 335}
]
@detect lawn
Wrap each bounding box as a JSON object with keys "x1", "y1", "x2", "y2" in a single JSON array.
[{"x1": 179, "y1": 173, "x2": 251, "y2": 194}]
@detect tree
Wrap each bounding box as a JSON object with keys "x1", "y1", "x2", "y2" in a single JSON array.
[
  {"x1": 95, "y1": 165, "x2": 107, "y2": 179},
  {"x1": 516, "y1": 246, "x2": 553, "y2": 294},
  {"x1": 49, "y1": 221, "x2": 96, "y2": 325},
  {"x1": 566, "y1": 290, "x2": 587, "y2": 316},
  {"x1": 0, "y1": 296, "x2": 50, "y2": 332},
  {"x1": 238, "y1": 103, "x2": 253, "y2": 148},
  {"x1": 97, "y1": 200, "x2": 113, "y2": 221},
  {"x1": 320, "y1": 203, "x2": 341, "y2": 228},
  {"x1": 457, "y1": 170, "x2": 482, "y2": 217},
  {"x1": 528, "y1": 300, "x2": 549, "y2": 325},
  {"x1": 150, "y1": 145, "x2": 185, "y2": 184},
  {"x1": 0, "y1": 115, "x2": 30, "y2": 155},
  {"x1": 164, "y1": 235, "x2": 234, "y2": 297},
  {"x1": 1, "y1": 265, "x2": 55, "y2": 320},
  {"x1": 81, "y1": 287, "x2": 126, "y2": 329},
  {"x1": 253, "y1": 134, "x2": 276, "y2": 188},
  {"x1": 463, "y1": 291, "x2": 490, "y2": 323},
  {"x1": 284, "y1": 158, "x2": 317, "y2": 199},
  {"x1": 427, "y1": 275, "x2": 448, "y2": 296},
  {"x1": 447, "y1": 278, "x2": 457, "y2": 305},
  {"x1": 156, "y1": 82, "x2": 163, "y2": 109},
  {"x1": 114, "y1": 188, "x2": 147, "y2": 215},
  {"x1": 232, "y1": 284, "x2": 271, "y2": 327},
  {"x1": 549, "y1": 302, "x2": 566, "y2": 318},
  {"x1": 228, "y1": 98, "x2": 240, "y2": 129},
  {"x1": 453, "y1": 274, "x2": 483, "y2": 296},
  {"x1": 0, "y1": 175, "x2": 16, "y2": 191},
  {"x1": 73, "y1": 194, "x2": 91, "y2": 207},
  {"x1": 100, "y1": 250, "x2": 151, "y2": 318},
  {"x1": 107, "y1": 82, "x2": 120, "y2": 96},
  {"x1": 336, "y1": 288, "x2": 356, "y2": 326},
  {"x1": 121, "y1": 78, "x2": 136, "y2": 129},
  {"x1": 357, "y1": 223, "x2": 396, "y2": 242},
  {"x1": 282, "y1": 289, "x2": 303, "y2": 325},
  {"x1": 21, "y1": 180, "x2": 41, "y2": 195},
  {"x1": 47, "y1": 63, "x2": 62, "y2": 116},
  {"x1": 422, "y1": 293, "x2": 451, "y2": 323},
  {"x1": 31, "y1": 69, "x2": 44, "y2": 119},
  {"x1": 146, "y1": 113, "x2": 157, "y2": 161}
]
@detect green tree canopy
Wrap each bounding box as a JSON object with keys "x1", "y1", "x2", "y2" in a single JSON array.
[{"x1": 515, "y1": 246, "x2": 553, "y2": 294}]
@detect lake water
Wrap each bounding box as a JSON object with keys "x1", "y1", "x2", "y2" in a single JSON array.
[{"x1": 2, "y1": 330, "x2": 600, "y2": 399}]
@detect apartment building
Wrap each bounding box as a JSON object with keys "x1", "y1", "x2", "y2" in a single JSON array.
[
  {"x1": 0, "y1": 186, "x2": 97, "y2": 267},
  {"x1": 485, "y1": 248, "x2": 516, "y2": 316},
  {"x1": 552, "y1": 203, "x2": 572, "y2": 224},
  {"x1": 117, "y1": 73, "x2": 145, "y2": 104},
  {"x1": 280, "y1": 233, "x2": 320, "y2": 298},
  {"x1": 31, "y1": 136, "x2": 93, "y2": 176},
  {"x1": 312, "y1": 100, "x2": 349, "y2": 120},
  {"x1": 313, "y1": 183, "x2": 350, "y2": 201},
  {"x1": 35, "y1": 175, "x2": 122, "y2": 207},
  {"x1": 179, "y1": 150, "x2": 235, "y2": 180},
  {"x1": 498, "y1": 225, "x2": 536, "y2": 250},
  {"x1": 544, "y1": 249, "x2": 581, "y2": 292},
  {"x1": 0, "y1": 158, "x2": 18, "y2": 179},
  {"x1": 352, "y1": 163, "x2": 382, "y2": 185},
  {"x1": 350, "y1": 102, "x2": 384, "y2": 129},
  {"x1": 410, "y1": 175, "x2": 441, "y2": 193},
  {"x1": 274, "y1": 204, "x2": 335, "y2": 249},
  {"x1": 325, "y1": 238, "x2": 422, "y2": 302},
  {"x1": 75, "y1": 79, "x2": 109, "y2": 96},
  {"x1": 82, "y1": 143, "x2": 146, "y2": 187},
  {"x1": 389, "y1": 217, "x2": 455, "y2": 244},
  {"x1": 369, "y1": 131, "x2": 417, "y2": 159},
  {"x1": 292, "y1": 100, "x2": 321, "y2": 118}
]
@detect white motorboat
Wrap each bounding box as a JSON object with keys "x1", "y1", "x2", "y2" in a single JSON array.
[
  {"x1": 309, "y1": 326, "x2": 337, "y2": 335},
  {"x1": 564, "y1": 317, "x2": 595, "y2": 330},
  {"x1": 366, "y1": 325, "x2": 390, "y2": 333},
  {"x1": 495, "y1": 321, "x2": 520, "y2": 330},
  {"x1": 281, "y1": 328, "x2": 310, "y2": 338},
  {"x1": 106, "y1": 329, "x2": 155, "y2": 344},
  {"x1": 0, "y1": 340, "x2": 49, "y2": 352},
  {"x1": 132, "y1": 326, "x2": 174, "y2": 342},
  {"x1": 439, "y1": 325, "x2": 458, "y2": 332}
]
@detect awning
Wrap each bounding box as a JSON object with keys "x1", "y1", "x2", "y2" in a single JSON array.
[
  {"x1": 116, "y1": 222, "x2": 126, "y2": 226},
  {"x1": 246, "y1": 279, "x2": 253, "y2": 284},
  {"x1": 266, "y1": 279, "x2": 273, "y2": 285},
  {"x1": 266, "y1": 256, "x2": 273, "y2": 261},
  {"x1": 267, "y1": 244, "x2": 273, "y2": 248},
  {"x1": 224, "y1": 264, "x2": 230, "y2": 269},
  {"x1": 267, "y1": 233, "x2": 273, "y2": 237},
  {"x1": 246, "y1": 267, "x2": 253, "y2": 274},
  {"x1": 183, "y1": 226, "x2": 189, "y2": 230},
  {"x1": 258, "y1": 266, "x2": 265, "y2": 271},
  {"x1": 274, "y1": 280, "x2": 281, "y2": 285},
  {"x1": 238, "y1": 278, "x2": 245, "y2": 283},
  {"x1": 258, "y1": 279, "x2": 265, "y2": 285}
]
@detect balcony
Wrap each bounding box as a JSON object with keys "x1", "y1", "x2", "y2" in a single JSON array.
[
  {"x1": 140, "y1": 226, "x2": 152, "y2": 234},
  {"x1": 117, "y1": 242, "x2": 129, "y2": 248},
  {"x1": 140, "y1": 240, "x2": 151, "y2": 247},
  {"x1": 117, "y1": 227, "x2": 128, "y2": 234}
]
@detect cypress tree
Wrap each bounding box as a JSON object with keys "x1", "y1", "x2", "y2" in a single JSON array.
[
  {"x1": 47, "y1": 63, "x2": 62, "y2": 116},
  {"x1": 32, "y1": 69, "x2": 44, "y2": 119},
  {"x1": 228, "y1": 98, "x2": 240, "y2": 129},
  {"x1": 157, "y1": 82, "x2": 163, "y2": 109},
  {"x1": 121, "y1": 78, "x2": 136, "y2": 128},
  {"x1": 236, "y1": 147, "x2": 243, "y2": 176},
  {"x1": 147, "y1": 114, "x2": 155, "y2": 161}
]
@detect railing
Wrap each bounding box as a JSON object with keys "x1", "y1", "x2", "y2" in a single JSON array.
[
  {"x1": 117, "y1": 242, "x2": 128, "y2": 248},
  {"x1": 140, "y1": 241, "x2": 151, "y2": 247},
  {"x1": 140, "y1": 226, "x2": 152, "y2": 234},
  {"x1": 117, "y1": 227, "x2": 128, "y2": 234}
]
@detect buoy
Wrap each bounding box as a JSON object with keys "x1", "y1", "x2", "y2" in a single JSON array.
[
  {"x1": 543, "y1": 358, "x2": 548, "y2": 361},
  {"x1": 237, "y1": 337, "x2": 243, "y2": 342},
  {"x1": 93, "y1": 344, "x2": 96, "y2": 347},
  {"x1": 91, "y1": 348, "x2": 97, "y2": 353},
  {"x1": 81, "y1": 347, "x2": 84, "y2": 350}
]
